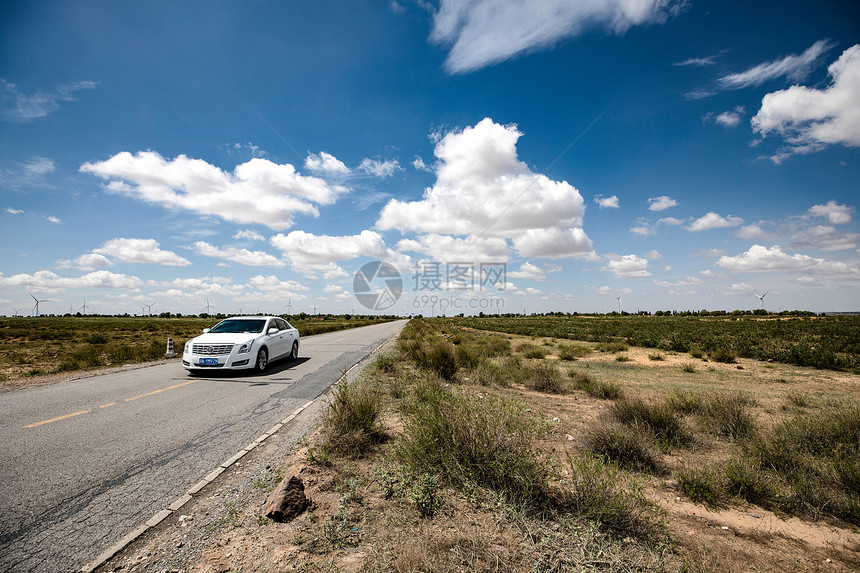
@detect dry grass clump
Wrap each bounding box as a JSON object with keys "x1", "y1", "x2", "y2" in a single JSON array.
[
  {"x1": 524, "y1": 361, "x2": 568, "y2": 394},
  {"x1": 322, "y1": 379, "x2": 386, "y2": 456},
  {"x1": 557, "y1": 343, "x2": 592, "y2": 361},
  {"x1": 586, "y1": 422, "x2": 659, "y2": 474},
  {"x1": 569, "y1": 370, "x2": 624, "y2": 400},
  {"x1": 612, "y1": 396, "x2": 692, "y2": 451}
]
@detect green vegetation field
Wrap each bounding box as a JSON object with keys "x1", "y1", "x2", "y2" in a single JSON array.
[
  {"x1": 450, "y1": 315, "x2": 860, "y2": 372},
  {"x1": 0, "y1": 315, "x2": 395, "y2": 383}
]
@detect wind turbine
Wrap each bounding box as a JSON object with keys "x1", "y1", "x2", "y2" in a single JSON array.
[
  {"x1": 81, "y1": 299, "x2": 89, "y2": 315},
  {"x1": 12, "y1": 308, "x2": 19, "y2": 318},
  {"x1": 29, "y1": 292, "x2": 48, "y2": 317},
  {"x1": 617, "y1": 296, "x2": 622, "y2": 314},
  {"x1": 202, "y1": 299, "x2": 214, "y2": 315},
  {"x1": 754, "y1": 291, "x2": 769, "y2": 309},
  {"x1": 287, "y1": 298, "x2": 293, "y2": 316}
]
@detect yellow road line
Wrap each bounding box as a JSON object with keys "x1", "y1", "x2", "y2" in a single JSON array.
[
  {"x1": 23, "y1": 410, "x2": 92, "y2": 428},
  {"x1": 124, "y1": 380, "x2": 197, "y2": 402},
  {"x1": 23, "y1": 380, "x2": 199, "y2": 428}
]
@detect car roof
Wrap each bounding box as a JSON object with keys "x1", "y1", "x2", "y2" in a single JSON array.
[{"x1": 220, "y1": 316, "x2": 278, "y2": 320}]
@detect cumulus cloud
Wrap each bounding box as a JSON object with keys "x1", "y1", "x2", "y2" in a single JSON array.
[
  {"x1": 716, "y1": 244, "x2": 858, "y2": 277},
  {"x1": 269, "y1": 230, "x2": 398, "y2": 278},
  {"x1": 57, "y1": 253, "x2": 114, "y2": 271},
  {"x1": 714, "y1": 106, "x2": 745, "y2": 127},
  {"x1": 191, "y1": 241, "x2": 285, "y2": 267},
  {"x1": 412, "y1": 157, "x2": 433, "y2": 172},
  {"x1": 648, "y1": 195, "x2": 677, "y2": 211},
  {"x1": 718, "y1": 40, "x2": 833, "y2": 89},
  {"x1": 45, "y1": 216, "x2": 61, "y2": 224},
  {"x1": 358, "y1": 158, "x2": 401, "y2": 178},
  {"x1": 735, "y1": 224, "x2": 768, "y2": 240},
  {"x1": 507, "y1": 261, "x2": 560, "y2": 281},
  {"x1": 752, "y1": 45, "x2": 860, "y2": 160},
  {"x1": 6, "y1": 207, "x2": 23, "y2": 215},
  {"x1": 687, "y1": 212, "x2": 744, "y2": 232},
  {"x1": 606, "y1": 254, "x2": 650, "y2": 278},
  {"x1": 377, "y1": 118, "x2": 594, "y2": 259},
  {"x1": 94, "y1": 238, "x2": 191, "y2": 266},
  {"x1": 790, "y1": 225, "x2": 859, "y2": 251},
  {"x1": 594, "y1": 194, "x2": 619, "y2": 208},
  {"x1": 0, "y1": 269, "x2": 142, "y2": 292},
  {"x1": 808, "y1": 200, "x2": 853, "y2": 225},
  {"x1": 430, "y1": 0, "x2": 680, "y2": 73},
  {"x1": 396, "y1": 234, "x2": 508, "y2": 262},
  {"x1": 304, "y1": 151, "x2": 350, "y2": 175},
  {"x1": 234, "y1": 229, "x2": 266, "y2": 242},
  {"x1": 1, "y1": 79, "x2": 98, "y2": 121},
  {"x1": 81, "y1": 152, "x2": 346, "y2": 231}
]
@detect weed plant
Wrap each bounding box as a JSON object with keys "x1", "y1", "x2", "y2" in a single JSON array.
[
  {"x1": 612, "y1": 397, "x2": 692, "y2": 450},
  {"x1": 586, "y1": 423, "x2": 659, "y2": 473},
  {"x1": 525, "y1": 361, "x2": 567, "y2": 394},
  {"x1": 323, "y1": 379, "x2": 385, "y2": 456},
  {"x1": 675, "y1": 466, "x2": 727, "y2": 509},
  {"x1": 569, "y1": 371, "x2": 624, "y2": 400}
]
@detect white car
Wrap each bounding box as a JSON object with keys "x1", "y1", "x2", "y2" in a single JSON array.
[{"x1": 183, "y1": 316, "x2": 299, "y2": 374}]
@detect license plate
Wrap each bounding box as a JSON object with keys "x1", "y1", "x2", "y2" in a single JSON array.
[{"x1": 199, "y1": 358, "x2": 219, "y2": 365}]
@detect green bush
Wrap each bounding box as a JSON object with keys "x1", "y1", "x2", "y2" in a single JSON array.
[
  {"x1": 525, "y1": 362, "x2": 567, "y2": 394},
  {"x1": 612, "y1": 397, "x2": 691, "y2": 450},
  {"x1": 570, "y1": 371, "x2": 623, "y2": 400},
  {"x1": 396, "y1": 388, "x2": 552, "y2": 508},
  {"x1": 675, "y1": 466, "x2": 727, "y2": 509},
  {"x1": 586, "y1": 423, "x2": 658, "y2": 473},
  {"x1": 324, "y1": 380, "x2": 385, "y2": 455},
  {"x1": 557, "y1": 343, "x2": 591, "y2": 361},
  {"x1": 708, "y1": 348, "x2": 736, "y2": 363},
  {"x1": 702, "y1": 393, "x2": 756, "y2": 440}
]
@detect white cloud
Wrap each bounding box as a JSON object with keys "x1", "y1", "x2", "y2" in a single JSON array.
[
  {"x1": 94, "y1": 238, "x2": 191, "y2": 266},
  {"x1": 644, "y1": 250, "x2": 662, "y2": 260},
  {"x1": 808, "y1": 200, "x2": 853, "y2": 225},
  {"x1": 377, "y1": 118, "x2": 594, "y2": 259},
  {"x1": 675, "y1": 55, "x2": 719, "y2": 67},
  {"x1": 0, "y1": 269, "x2": 142, "y2": 292},
  {"x1": 5, "y1": 207, "x2": 23, "y2": 215},
  {"x1": 45, "y1": 216, "x2": 61, "y2": 224},
  {"x1": 270, "y1": 230, "x2": 390, "y2": 278},
  {"x1": 323, "y1": 284, "x2": 344, "y2": 294},
  {"x1": 595, "y1": 285, "x2": 613, "y2": 295},
  {"x1": 191, "y1": 241, "x2": 285, "y2": 267},
  {"x1": 1, "y1": 79, "x2": 98, "y2": 121},
  {"x1": 630, "y1": 225, "x2": 655, "y2": 237},
  {"x1": 412, "y1": 156, "x2": 433, "y2": 172},
  {"x1": 396, "y1": 234, "x2": 508, "y2": 262},
  {"x1": 714, "y1": 106, "x2": 744, "y2": 127},
  {"x1": 606, "y1": 254, "x2": 650, "y2": 278},
  {"x1": 57, "y1": 253, "x2": 114, "y2": 271},
  {"x1": 658, "y1": 216, "x2": 684, "y2": 226},
  {"x1": 248, "y1": 275, "x2": 310, "y2": 300},
  {"x1": 752, "y1": 45, "x2": 860, "y2": 159},
  {"x1": 358, "y1": 158, "x2": 401, "y2": 178},
  {"x1": 507, "y1": 261, "x2": 560, "y2": 281},
  {"x1": 692, "y1": 248, "x2": 727, "y2": 258},
  {"x1": 716, "y1": 244, "x2": 859, "y2": 278},
  {"x1": 687, "y1": 212, "x2": 744, "y2": 232},
  {"x1": 790, "y1": 225, "x2": 859, "y2": 251},
  {"x1": 430, "y1": 0, "x2": 680, "y2": 73},
  {"x1": 718, "y1": 40, "x2": 833, "y2": 89},
  {"x1": 594, "y1": 194, "x2": 619, "y2": 208},
  {"x1": 735, "y1": 224, "x2": 768, "y2": 240},
  {"x1": 0, "y1": 156, "x2": 56, "y2": 191},
  {"x1": 304, "y1": 151, "x2": 350, "y2": 175},
  {"x1": 81, "y1": 152, "x2": 346, "y2": 231},
  {"x1": 648, "y1": 195, "x2": 677, "y2": 211},
  {"x1": 234, "y1": 229, "x2": 265, "y2": 242}
]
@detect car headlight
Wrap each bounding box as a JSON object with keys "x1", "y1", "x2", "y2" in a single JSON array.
[
  {"x1": 183, "y1": 340, "x2": 192, "y2": 354},
  {"x1": 237, "y1": 340, "x2": 255, "y2": 354}
]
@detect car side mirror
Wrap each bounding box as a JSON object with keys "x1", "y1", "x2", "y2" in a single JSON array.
[
  {"x1": 268, "y1": 327, "x2": 279, "y2": 335},
  {"x1": 203, "y1": 328, "x2": 210, "y2": 334}
]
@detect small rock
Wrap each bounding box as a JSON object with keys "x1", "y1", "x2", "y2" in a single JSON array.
[
  {"x1": 265, "y1": 476, "x2": 309, "y2": 523},
  {"x1": 553, "y1": 417, "x2": 560, "y2": 423},
  {"x1": 490, "y1": 544, "x2": 510, "y2": 559},
  {"x1": 565, "y1": 434, "x2": 574, "y2": 441}
]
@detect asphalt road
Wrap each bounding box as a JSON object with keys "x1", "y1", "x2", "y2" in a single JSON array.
[{"x1": 0, "y1": 319, "x2": 408, "y2": 573}]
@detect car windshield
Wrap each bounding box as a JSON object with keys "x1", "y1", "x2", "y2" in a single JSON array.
[{"x1": 208, "y1": 319, "x2": 266, "y2": 334}]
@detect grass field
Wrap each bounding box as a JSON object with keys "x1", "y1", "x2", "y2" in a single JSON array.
[
  {"x1": 450, "y1": 314, "x2": 860, "y2": 372},
  {"x1": 168, "y1": 317, "x2": 859, "y2": 572},
  {"x1": 0, "y1": 316, "x2": 394, "y2": 384}
]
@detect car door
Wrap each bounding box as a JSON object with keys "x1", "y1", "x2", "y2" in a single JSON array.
[{"x1": 272, "y1": 318, "x2": 290, "y2": 359}]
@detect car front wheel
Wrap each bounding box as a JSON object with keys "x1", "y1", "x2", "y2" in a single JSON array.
[
  {"x1": 255, "y1": 347, "x2": 268, "y2": 372},
  {"x1": 290, "y1": 340, "x2": 299, "y2": 360}
]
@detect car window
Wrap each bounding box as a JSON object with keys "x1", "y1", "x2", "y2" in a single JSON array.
[
  {"x1": 208, "y1": 319, "x2": 266, "y2": 334},
  {"x1": 275, "y1": 318, "x2": 288, "y2": 330},
  {"x1": 284, "y1": 321, "x2": 294, "y2": 330}
]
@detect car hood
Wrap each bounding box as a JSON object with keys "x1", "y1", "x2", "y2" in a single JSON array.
[{"x1": 190, "y1": 332, "x2": 264, "y2": 345}]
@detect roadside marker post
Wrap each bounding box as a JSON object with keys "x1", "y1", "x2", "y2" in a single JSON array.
[{"x1": 165, "y1": 338, "x2": 177, "y2": 358}]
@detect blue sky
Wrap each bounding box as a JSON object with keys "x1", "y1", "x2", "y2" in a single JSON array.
[{"x1": 1, "y1": 0, "x2": 859, "y2": 317}]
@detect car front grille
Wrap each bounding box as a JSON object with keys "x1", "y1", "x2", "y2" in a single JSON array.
[{"x1": 191, "y1": 343, "x2": 234, "y2": 356}]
